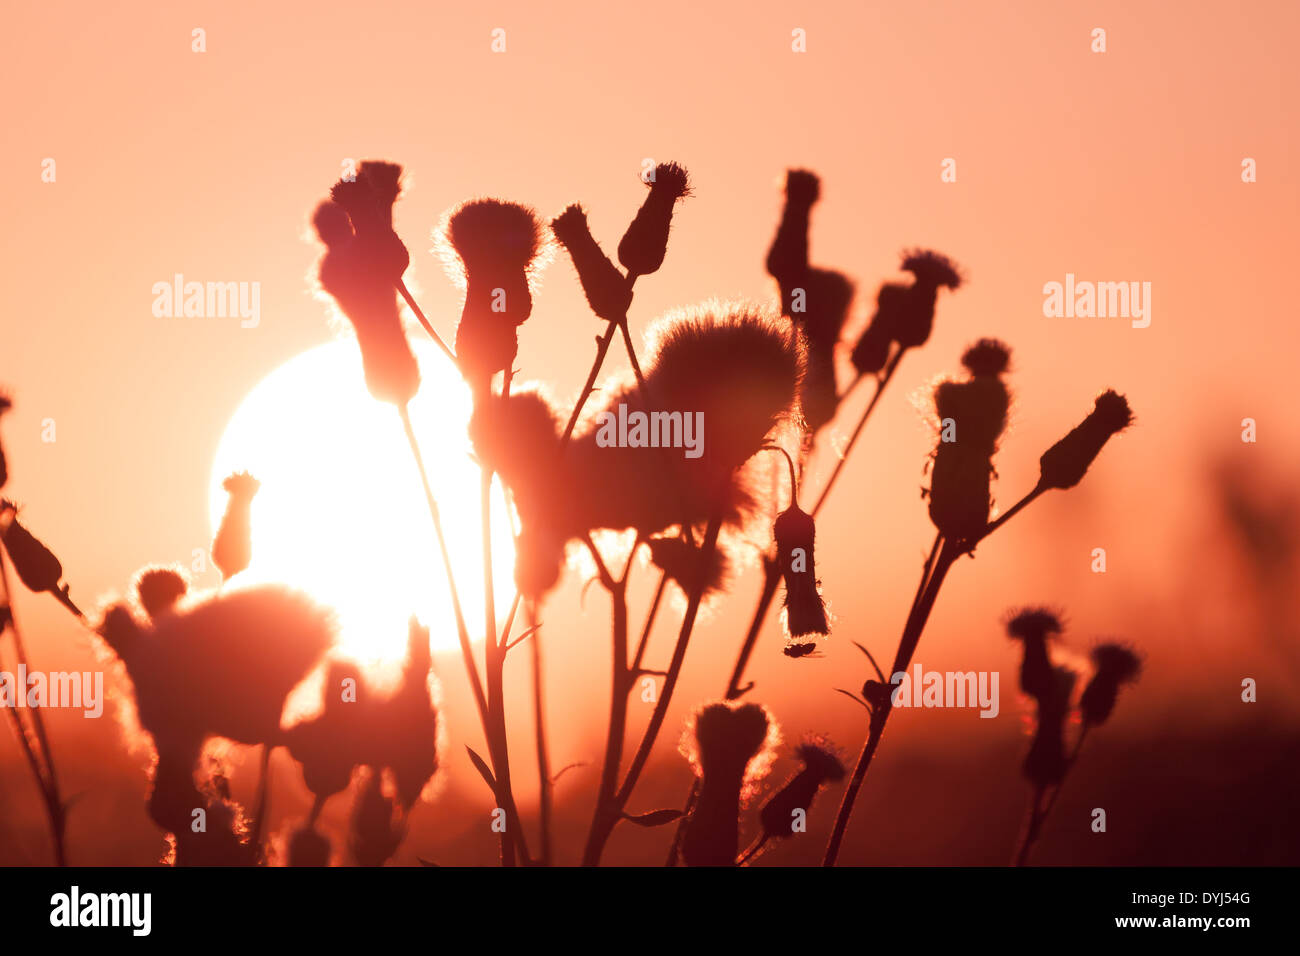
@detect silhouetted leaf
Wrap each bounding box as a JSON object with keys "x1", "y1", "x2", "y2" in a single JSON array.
[
  {"x1": 622, "y1": 808, "x2": 684, "y2": 827},
  {"x1": 465, "y1": 746, "x2": 496, "y2": 792}
]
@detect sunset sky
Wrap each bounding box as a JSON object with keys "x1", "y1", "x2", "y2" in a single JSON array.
[{"x1": 2, "y1": 1, "x2": 1297, "y2": 864}]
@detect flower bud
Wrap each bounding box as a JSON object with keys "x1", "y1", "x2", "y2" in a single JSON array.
[
  {"x1": 774, "y1": 503, "x2": 829, "y2": 646},
  {"x1": 0, "y1": 502, "x2": 65, "y2": 596},
  {"x1": 681, "y1": 701, "x2": 773, "y2": 866},
  {"x1": 1079, "y1": 643, "x2": 1141, "y2": 727},
  {"x1": 618, "y1": 162, "x2": 690, "y2": 279},
  {"x1": 550, "y1": 204, "x2": 631, "y2": 322},
  {"x1": 212, "y1": 471, "x2": 260, "y2": 582},
  {"x1": 1038, "y1": 390, "x2": 1133, "y2": 491},
  {"x1": 1006, "y1": 607, "x2": 1062, "y2": 701},
  {"x1": 758, "y1": 741, "x2": 845, "y2": 842}
]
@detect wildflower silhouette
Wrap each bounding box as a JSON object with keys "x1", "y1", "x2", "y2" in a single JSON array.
[
  {"x1": 212, "y1": 471, "x2": 260, "y2": 581},
  {"x1": 1006, "y1": 610, "x2": 1142, "y2": 866}
]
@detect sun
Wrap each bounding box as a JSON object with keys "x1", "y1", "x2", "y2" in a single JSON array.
[{"x1": 209, "y1": 340, "x2": 516, "y2": 663}]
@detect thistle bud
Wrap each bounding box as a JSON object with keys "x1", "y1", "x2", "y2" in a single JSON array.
[
  {"x1": 1079, "y1": 643, "x2": 1141, "y2": 728},
  {"x1": 1023, "y1": 666, "x2": 1075, "y2": 788},
  {"x1": 681, "y1": 701, "x2": 773, "y2": 866},
  {"x1": 212, "y1": 471, "x2": 260, "y2": 582},
  {"x1": 647, "y1": 535, "x2": 729, "y2": 597},
  {"x1": 1038, "y1": 390, "x2": 1133, "y2": 491},
  {"x1": 1006, "y1": 607, "x2": 1062, "y2": 701},
  {"x1": 134, "y1": 566, "x2": 190, "y2": 621},
  {"x1": 0, "y1": 501, "x2": 66, "y2": 597},
  {"x1": 314, "y1": 171, "x2": 420, "y2": 408},
  {"x1": 445, "y1": 199, "x2": 546, "y2": 390},
  {"x1": 330, "y1": 161, "x2": 410, "y2": 282},
  {"x1": 850, "y1": 284, "x2": 906, "y2": 375},
  {"x1": 618, "y1": 162, "x2": 691, "y2": 279},
  {"x1": 758, "y1": 741, "x2": 845, "y2": 843},
  {"x1": 550, "y1": 204, "x2": 632, "y2": 322},
  {"x1": 927, "y1": 340, "x2": 1011, "y2": 542},
  {"x1": 765, "y1": 169, "x2": 820, "y2": 300},
  {"x1": 892, "y1": 250, "x2": 962, "y2": 349},
  {"x1": 774, "y1": 503, "x2": 829, "y2": 646}
]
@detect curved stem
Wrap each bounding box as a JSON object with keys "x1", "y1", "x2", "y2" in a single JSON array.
[
  {"x1": 582, "y1": 504, "x2": 725, "y2": 866},
  {"x1": 811, "y1": 351, "x2": 903, "y2": 518},
  {"x1": 822, "y1": 537, "x2": 957, "y2": 866}
]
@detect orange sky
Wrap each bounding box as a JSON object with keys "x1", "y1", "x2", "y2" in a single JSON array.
[{"x1": 3, "y1": 1, "x2": 1298, "y2": 863}]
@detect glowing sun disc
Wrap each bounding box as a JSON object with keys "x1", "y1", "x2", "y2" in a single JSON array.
[{"x1": 209, "y1": 340, "x2": 515, "y2": 663}]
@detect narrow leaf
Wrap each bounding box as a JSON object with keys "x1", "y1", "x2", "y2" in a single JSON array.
[{"x1": 622, "y1": 808, "x2": 684, "y2": 827}]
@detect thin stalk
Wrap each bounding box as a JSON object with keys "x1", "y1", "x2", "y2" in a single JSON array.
[
  {"x1": 396, "y1": 279, "x2": 455, "y2": 363},
  {"x1": 811, "y1": 350, "x2": 903, "y2": 518},
  {"x1": 526, "y1": 602, "x2": 554, "y2": 866},
  {"x1": 822, "y1": 536, "x2": 957, "y2": 866},
  {"x1": 587, "y1": 574, "x2": 631, "y2": 867},
  {"x1": 1015, "y1": 724, "x2": 1090, "y2": 866},
  {"x1": 561, "y1": 275, "x2": 638, "y2": 445},
  {"x1": 581, "y1": 504, "x2": 725, "y2": 866},
  {"x1": 398, "y1": 405, "x2": 486, "y2": 728},
  {"x1": 0, "y1": 550, "x2": 65, "y2": 865}
]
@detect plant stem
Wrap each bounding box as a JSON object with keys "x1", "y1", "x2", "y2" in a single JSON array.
[
  {"x1": 1015, "y1": 725, "x2": 1090, "y2": 866},
  {"x1": 526, "y1": 602, "x2": 554, "y2": 866},
  {"x1": 581, "y1": 505, "x2": 725, "y2": 866},
  {"x1": 398, "y1": 406, "x2": 486, "y2": 728},
  {"x1": 811, "y1": 351, "x2": 903, "y2": 519},
  {"x1": 396, "y1": 279, "x2": 455, "y2": 363},
  {"x1": 822, "y1": 536, "x2": 957, "y2": 866},
  {"x1": 0, "y1": 550, "x2": 66, "y2": 865}
]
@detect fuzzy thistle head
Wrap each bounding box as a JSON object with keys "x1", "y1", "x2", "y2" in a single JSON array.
[
  {"x1": 444, "y1": 198, "x2": 546, "y2": 387},
  {"x1": 134, "y1": 566, "x2": 190, "y2": 622},
  {"x1": 766, "y1": 168, "x2": 821, "y2": 289},
  {"x1": 1038, "y1": 390, "x2": 1133, "y2": 491},
  {"x1": 551, "y1": 203, "x2": 632, "y2": 322},
  {"x1": 1006, "y1": 607, "x2": 1062, "y2": 701},
  {"x1": 758, "y1": 739, "x2": 845, "y2": 844},
  {"x1": 1079, "y1": 642, "x2": 1142, "y2": 728},
  {"x1": 618, "y1": 162, "x2": 691, "y2": 279},
  {"x1": 639, "y1": 303, "x2": 803, "y2": 474},
  {"x1": 926, "y1": 341, "x2": 1012, "y2": 541},
  {"x1": 647, "y1": 535, "x2": 730, "y2": 598},
  {"x1": 774, "y1": 504, "x2": 829, "y2": 644},
  {"x1": 221, "y1": 470, "x2": 261, "y2": 500},
  {"x1": 680, "y1": 700, "x2": 776, "y2": 867},
  {"x1": 902, "y1": 249, "x2": 962, "y2": 290},
  {"x1": 314, "y1": 164, "x2": 420, "y2": 407}
]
